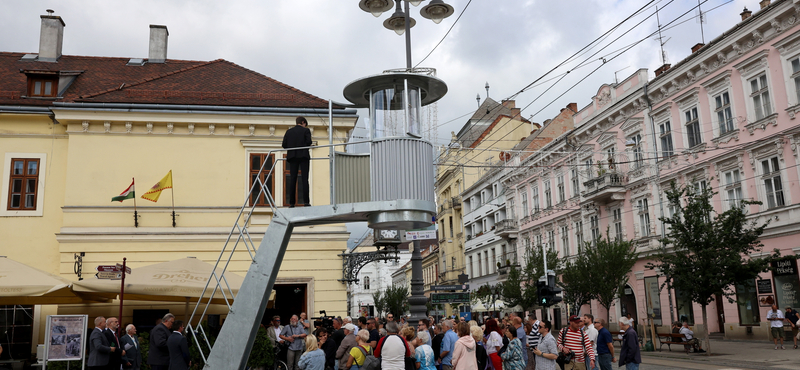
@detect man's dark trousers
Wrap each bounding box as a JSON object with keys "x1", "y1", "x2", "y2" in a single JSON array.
[{"x1": 287, "y1": 158, "x2": 309, "y2": 206}]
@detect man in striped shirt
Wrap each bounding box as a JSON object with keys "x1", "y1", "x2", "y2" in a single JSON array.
[
  {"x1": 557, "y1": 315, "x2": 595, "y2": 370},
  {"x1": 526, "y1": 315, "x2": 541, "y2": 370}
]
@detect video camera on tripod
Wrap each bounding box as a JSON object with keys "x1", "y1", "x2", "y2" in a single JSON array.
[{"x1": 311, "y1": 310, "x2": 335, "y2": 332}]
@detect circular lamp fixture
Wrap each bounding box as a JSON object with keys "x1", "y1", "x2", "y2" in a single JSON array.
[
  {"x1": 383, "y1": 9, "x2": 416, "y2": 35},
  {"x1": 408, "y1": 0, "x2": 423, "y2": 6},
  {"x1": 358, "y1": 0, "x2": 395, "y2": 17},
  {"x1": 420, "y1": 0, "x2": 454, "y2": 24}
]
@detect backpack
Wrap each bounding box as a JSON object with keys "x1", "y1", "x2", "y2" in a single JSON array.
[
  {"x1": 556, "y1": 327, "x2": 586, "y2": 370},
  {"x1": 356, "y1": 345, "x2": 381, "y2": 370}
]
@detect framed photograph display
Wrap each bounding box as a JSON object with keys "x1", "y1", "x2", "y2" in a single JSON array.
[{"x1": 44, "y1": 314, "x2": 88, "y2": 364}]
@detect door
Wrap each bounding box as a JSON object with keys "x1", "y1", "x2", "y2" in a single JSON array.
[{"x1": 714, "y1": 293, "x2": 725, "y2": 333}]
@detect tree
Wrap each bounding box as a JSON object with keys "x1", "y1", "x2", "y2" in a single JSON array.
[
  {"x1": 646, "y1": 181, "x2": 778, "y2": 355},
  {"x1": 585, "y1": 231, "x2": 638, "y2": 323},
  {"x1": 372, "y1": 290, "x2": 386, "y2": 318},
  {"x1": 521, "y1": 243, "x2": 561, "y2": 310},
  {"x1": 560, "y1": 250, "x2": 593, "y2": 315},
  {"x1": 384, "y1": 285, "x2": 409, "y2": 318}
]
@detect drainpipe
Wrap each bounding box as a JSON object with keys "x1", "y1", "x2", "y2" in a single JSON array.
[{"x1": 643, "y1": 83, "x2": 675, "y2": 323}]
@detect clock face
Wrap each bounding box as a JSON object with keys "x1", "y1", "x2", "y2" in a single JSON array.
[{"x1": 380, "y1": 229, "x2": 398, "y2": 239}]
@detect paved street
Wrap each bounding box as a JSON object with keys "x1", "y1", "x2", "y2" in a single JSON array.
[{"x1": 633, "y1": 338, "x2": 800, "y2": 370}]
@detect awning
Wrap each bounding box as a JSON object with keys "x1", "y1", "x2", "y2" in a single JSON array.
[{"x1": 0, "y1": 256, "x2": 109, "y2": 305}]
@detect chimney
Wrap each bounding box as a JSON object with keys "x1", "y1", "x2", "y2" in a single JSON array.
[
  {"x1": 654, "y1": 63, "x2": 671, "y2": 77},
  {"x1": 38, "y1": 10, "x2": 65, "y2": 62},
  {"x1": 501, "y1": 99, "x2": 515, "y2": 109},
  {"x1": 148, "y1": 25, "x2": 169, "y2": 63},
  {"x1": 759, "y1": 0, "x2": 771, "y2": 9},
  {"x1": 691, "y1": 43, "x2": 705, "y2": 53},
  {"x1": 567, "y1": 102, "x2": 578, "y2": 112},
  {"x1": 741, "y1": 7, "x2": 752, "y2": 21}
]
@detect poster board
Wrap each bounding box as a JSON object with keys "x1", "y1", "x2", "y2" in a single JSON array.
[{"x1": 44, "y1": 314, "x2": 88, "y2": 366}]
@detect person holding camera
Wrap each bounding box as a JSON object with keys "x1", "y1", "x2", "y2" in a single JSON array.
[{"x1": 556, "y1": 316, "x2": 595, "y2": 370}]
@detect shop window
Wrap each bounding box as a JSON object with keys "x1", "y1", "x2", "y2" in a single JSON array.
[
  {"x1": 0, "y1": 305, "x2": 34, "y2": 360},
  {"x1": 736, "y1": 280, "x2": 760, "y2": 325},
  {"x1": 644, "y1": 276, "x2": 663, "y2": 326},
  {"x1": 675, "y1": 284, "x2": 695, "y2": 325}
]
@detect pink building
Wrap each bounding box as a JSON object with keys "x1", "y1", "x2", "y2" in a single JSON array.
[{"x1": 503, "y1": 0, "x2": 800, "y2": 339}]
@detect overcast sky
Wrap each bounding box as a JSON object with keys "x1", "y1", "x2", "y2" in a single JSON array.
[{"x1": 2, "y1": 0, "x2": 755, "y2": 247}]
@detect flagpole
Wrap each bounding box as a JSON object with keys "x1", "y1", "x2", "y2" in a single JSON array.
[
  {"x1": 170, "y1": 170, "x2": 176, "y2": 227},
  {"x1": 132, "y1": 177, "x2": 139, "y2": 228}
]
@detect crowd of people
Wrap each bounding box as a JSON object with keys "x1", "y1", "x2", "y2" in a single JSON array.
[
  {"x1": 87, "y1": 313, "x2": 188, "y2": 370},
  {"x1": 265, "y1": 312, "x2": 641, "y2": 370}
]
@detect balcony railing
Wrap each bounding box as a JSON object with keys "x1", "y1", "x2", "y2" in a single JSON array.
[
  {"x1": 495, "y1": 219, "x2": 518, "y2": 235},
  {"x1": 583, "y1": 172, "x2": 627, "y2": 202},
  {"x1": 451, "y1": 197, "x2": 462, "y2": 210}
]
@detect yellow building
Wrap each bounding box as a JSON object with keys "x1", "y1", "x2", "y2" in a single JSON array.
[
  {"x1": 434, "y1": 98, "x2": 534, "y2": 313},
  {"x1": 0, "y1": 16, "x2": 356, "y2": 359}
]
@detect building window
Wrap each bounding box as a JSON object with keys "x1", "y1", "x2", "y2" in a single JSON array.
[
  {"x1": 561, "y1": 225, "x2": 569, "y2": 257},
  {"x1": 544, "y1": 180, "x2": 552, "y2": 209},
  {"x1": 249, "y1": 153, "x2": 275, "y2": 207},
  {"x1": 723, "y1": 169, "x2": 743, "y2": 210},
  {"x1": 521, "y1": 191, "x2": 529, "y2": 217},
  {"x1": 761, "y1": 156, "x2": 784, "y2": 209},
  {"x1": 364, "y1": 276, "x2": 370, "y2": 290},
  {"x1": 547, "y1": 230, "x2": 555, "y2": 251},
  {"x1": 492, "y1": 183, "x2": 499, "y2": 198},
  {"x1": 491, "y1": 249, "x2": 496, "y2": 272},
  {"x1": 27, "y1": 75, "x2": 58, "y2": 97},
  {"x1": 469, "y1": 256, "x2": 473, "y2": 278},
  {"x1": 449, "y1": 216, "x2": 454, "y2": 238},
  {"x1": 585, "y1": 159, "x2": 594, "y2": 179},
  {"x1": 750, "y1": 73, "x2": 772, "y2": 120},
  {"x1": 574, "y1": 221, "x2": 584, "y2": 253},
  {"x1": 684, "y1": 107, "x2": 702, "y2": 148},
  {"x1": 7, "y1": 158, "x2": 40, "y2": 210},
  {"x1": 557, "y1": 175, "x2": 565, "y2": 203},
  {"x1": 736, "y1": 279, "x2": 760, "y2": 325},
  {"x1": 590, "y1": 215, "x2": 600, "y2": 244},
  {"x1": 637, "y1": 198, "x2": 651, "y2": 237},
  {"x1": 659, "y1": 121, "x2": 674, "y2": 157},
  {"x1": 532, "y1": 186, "x2": 540, "y2": 213},
  {"x1": 630, "y1": 134, "x2": 644, "y2": 169},
  {"x1": 571, "y1": 168, "x2": 579, "y2": 197},
  {"x1": 477, "y1": 256, "x2": 482, "y2": 277},
  {"x1": 791, "y1": 57, "x2": 800, "y2": 104},
  {"x1": 534, "y1": 234, "x2": 542, "y2": 248},
  {"x1": 613, "y1": 208, "x2": 623, "y2": 241},
  {"x1": 715, "y1": 92, "x2": 734, "y2": 135}
]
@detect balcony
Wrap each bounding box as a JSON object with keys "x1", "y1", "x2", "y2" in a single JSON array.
[
  {"x1": 495, "y1": 219, "x2": 518, "y2": 237},
  {"x1": 583, "y1": 172, "x2": 627, "y2": 203},
  {"x1": 451, "y1": 197, "x2": 462, "y2": 210}
]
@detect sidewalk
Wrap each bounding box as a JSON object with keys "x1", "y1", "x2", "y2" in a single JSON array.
[{"x1": 640, "y1": 338, "x2": 800, "y2": 369}]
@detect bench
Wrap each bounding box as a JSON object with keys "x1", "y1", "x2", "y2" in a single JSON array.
[{"x1": 656, "y1": 333, "x2": 688, "y2": 352}]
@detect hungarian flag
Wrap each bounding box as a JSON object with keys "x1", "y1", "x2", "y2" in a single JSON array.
[
  {"x1": 141, "y1": 170, "x2": 173, "y2": 202},
  {"x1": 111, "y1": 179, "x2": 135, "y2": 202}
]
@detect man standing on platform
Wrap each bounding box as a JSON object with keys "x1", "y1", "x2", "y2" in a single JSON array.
[{"x1": 282, "y1": 116, "x2": 312, "y2": 207}]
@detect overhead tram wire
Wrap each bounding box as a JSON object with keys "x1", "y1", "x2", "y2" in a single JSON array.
[
  {"x1": 441, "y1": 0, "x2": 711, "y2": 173},
  {"x1": 433, "y1": 0, "x2": 684, "y2": 170},
  {"x1": 414, "y1": 0, "x2": 473, "y2": 68}
]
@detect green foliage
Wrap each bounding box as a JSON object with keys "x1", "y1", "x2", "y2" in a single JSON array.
[
  {"x1": 560, "y1": 248, "x2": 593, "y2": 314},
  {"x1": 384, "y1": 285, "x2": 409, "y2": 318},
  {"x1": 500, "y1": 265, "x2": 524, "y2": 308},
  {"x1": 499, "y1": 243, "x2": 562, "y2": 311},
  {"x1": 140, "y1": 331, "x2": 151, "y2": 370},
  {"x1": 372, "y1": 290, "x2": 386, "y2": 318},
  {"x1": 646, "y1": 181, "x2": 781, "y2": 354},
  {"x1": 247, "y1": 325, "x2": 274, "y2": 369},
  {"x1": 474, "y1": 283, "x2": 494, "y2": 307}
]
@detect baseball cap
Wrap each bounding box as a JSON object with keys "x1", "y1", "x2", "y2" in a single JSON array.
[
  {"x1": 568, "y1": 315, "x2": 582, "y2": 322},
  {"x1": 344, "y1": 323, "x2": 356, "y2": 332}
]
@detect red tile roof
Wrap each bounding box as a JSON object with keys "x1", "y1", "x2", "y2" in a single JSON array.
[{"x1": 0, "y1": 52, "x2": 333, "y2": 109}]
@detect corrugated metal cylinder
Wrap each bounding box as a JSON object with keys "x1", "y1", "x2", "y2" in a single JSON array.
[
  {"x1": 334, "y1": 152, "x2": 371, "y2": 203},
  {"x1": 370, "y1": 137, "x2": 434, "y2": 203}
]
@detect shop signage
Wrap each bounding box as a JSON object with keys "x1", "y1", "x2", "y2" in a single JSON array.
[
  {"x1": 771, "y1": 258, "x2": 800, "y2": 308},
  {"x1": 431, "y1": 292, "x2": 470, "y2": 304},
  {"x1": 757, "y1": 279, "x2": 773, "y2": 294}
]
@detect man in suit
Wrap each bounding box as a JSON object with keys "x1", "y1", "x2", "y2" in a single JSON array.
[
  {"x1": 167, "y1": 320, "x2": 191, "y2": 370},
  {"x1": 103, "y1": 317, "x2": 125, "y2": 370},
  {"x1": 282, "y1": 116, "x2": 312, "y2": 207},
  {"x1": 88, "y1": 316, "x2": 115, "y2": 370},
  {"x1": 121, "y1": 324, "x2": 141, "y2": 370},
  {"x1": 147, "y1": 313, "x2": 174, "y2": 370}
]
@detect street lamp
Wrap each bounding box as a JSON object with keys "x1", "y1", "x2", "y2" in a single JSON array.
[{"x1": 358, "y1": 0, "x2": 455, "y2": 69}]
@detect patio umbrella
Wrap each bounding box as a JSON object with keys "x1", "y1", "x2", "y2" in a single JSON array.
[
  {"x1": 0, "y1": 256, "x2": 109, "y2": 305},
  {"x1": 72, "y1": 257, "x2": 244, "y2": 305}
]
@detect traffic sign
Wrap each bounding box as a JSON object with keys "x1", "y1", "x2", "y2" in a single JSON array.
[
  {"x1": 96, "y1": 271, "x2": 123, "y2": 280},
  {"x1": 432, "y1": 284, "x2": 469, "y2": 291},
  {"x1": 96, "y1": 265, "x2": 120, "y2": 272},
  {"x1": 405, "y1": 230, "x2": 437, "y2": 240},
  {"x1": 431, "y1": 292, "x2": 470, "y2": 304},
  {"x1": 116, "y1": 263, "x2": 132, "y2": 274}
]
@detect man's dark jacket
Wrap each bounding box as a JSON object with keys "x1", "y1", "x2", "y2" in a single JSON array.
[
  {"x1": 103, "y1": 329, "x2": 123, "y2": 369},
  {"x1": 167, "y1": 331, "x2": 191, "y2": 370},
  {"x1": 282, "y1": 125, "x2": 312, "y2": 160},
  {"x1": 147, "y1": 323, "x2": 171, "y2": 366}
]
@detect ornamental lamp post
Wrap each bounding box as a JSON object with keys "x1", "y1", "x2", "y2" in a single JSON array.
[{"x1": 349, "y1": 0, "x2": 454, "y2": 328}]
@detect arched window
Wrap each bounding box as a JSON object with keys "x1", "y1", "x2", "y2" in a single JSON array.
[{"x1": 364, "y1": 276, "x2": 370, "y2": 290}]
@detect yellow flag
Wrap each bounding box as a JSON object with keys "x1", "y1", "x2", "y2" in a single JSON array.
[{"x1": 141, "y1": 170, "x2": 173, "y2": 202}]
